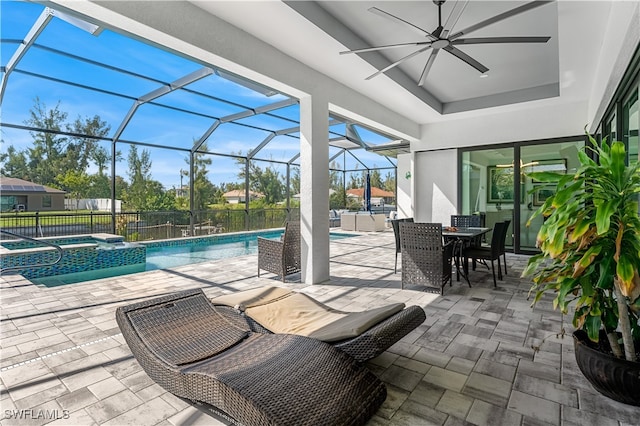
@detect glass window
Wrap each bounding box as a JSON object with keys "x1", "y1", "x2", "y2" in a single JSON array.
[
  {"x1": 604, "y1": 112, "x2": 617, "y2": 142},
  {"x1": 622, "y1": 85, "x2": 638, "y2": 166},
  {"x1": 42, "y1": 195, "x2": 52, "y2": 208},
  {"x1": 1, "y1": 196, "x2": 16, "y2": 212}
]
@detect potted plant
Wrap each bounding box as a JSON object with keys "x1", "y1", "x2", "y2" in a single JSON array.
[{"x1": 522, "y1": 133, "x2": 640, "y2": 406}]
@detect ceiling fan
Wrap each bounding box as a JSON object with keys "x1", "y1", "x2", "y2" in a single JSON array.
[{"x1": 339, "y1": 0, "x2": 552, "y2": 86}]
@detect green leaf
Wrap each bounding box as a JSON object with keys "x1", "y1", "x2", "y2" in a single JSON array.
[
  {"x1": 558, "y1": 278, "x2": 577, "y2": 307},
  {"x1": 522, "y1": 253, "x2": 545, "y2": 277},
  {"x1": 570, "y1": 218, "x2": 593, "y2": 242},
  {"x1": 616, "y1": 254, "x2": 636, "y2": 297},
  {"x1": 596, "y1": 255, "x2": 615, "y2": 289},
  {"x1": 602, "y1": 308, "x2": 619, "y2": 331},
  {"x1": 577, "y1": 150, "x2": 595, "y2": 167},
  {"x1": 610, "y1": 141, "x2": 626, "y2": 188},
  {"x1": 552, "y1": 183, "x2": 581, "y2": 208},
  {"x1": 595, "y1": 199, "x2": 617, "y2": 234},
  {"x1": 584, "y1": 314, "x2": 601, "y2": 342},
  {"x1": 525, "y1": 171, "x2": 564, "y2": 183}
]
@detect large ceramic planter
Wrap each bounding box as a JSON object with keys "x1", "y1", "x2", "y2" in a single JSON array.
[{"x1": 573, "y1": 330, "x2": 640, "y2": 406}]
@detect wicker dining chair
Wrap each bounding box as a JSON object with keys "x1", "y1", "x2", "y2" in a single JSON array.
[
  {"x1": 258, "y1": 221, "x2": 301, "y2": 282},
  {"x1": 391, "y1": 217, "x2": 414, "y2": 273},
  {"x1": 399, "y1": 222, "x2": 454, "y2": 294}
]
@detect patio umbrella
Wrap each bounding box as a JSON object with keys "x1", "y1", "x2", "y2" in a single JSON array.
[{"x1": 365, "y1": 172, "x2": 372, "y2": 212}]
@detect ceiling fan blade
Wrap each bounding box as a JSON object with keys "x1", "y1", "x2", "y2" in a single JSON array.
[
  {"x1": 444, "y1": 46, "x2": 489, "y2": 73},
  {"x1": 452, "y1": 36, "x2": 551, "y2": 45},
  {"x1": 449, "y1": 1, "x2": 554, "y2": 40},
  {"x1": 366, "y1": 45, "x2": 432, "y2": 80},
  {"x1": 368, "y1": 7, "x2": 437, "y2": 40},
  {"x1": 418, "y1": 48, "x2": 440, "y2": 87},
  {"x1": 340, "y1": 41, "x2": 431, "y2": 55},
  {"x1": 442, "y1": 0, "x2": 470, "y2": 38}
]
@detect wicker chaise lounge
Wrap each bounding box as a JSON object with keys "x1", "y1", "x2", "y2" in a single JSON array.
[
  {"x1": 211, "y1": 286, "x2": 427, "y2": 362},
  {"x1": 116, "y1": 289, "x2": 386, "y2": 426}
]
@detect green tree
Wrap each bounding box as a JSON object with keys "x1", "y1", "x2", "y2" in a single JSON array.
[
  {"x1": 369, "y1": 168, "x2": 382, "y2": 188},
  {"x1": 255, "y1": 166, "x2": 284, "y2": 204},
  {"x1": 236, "y1": 156, "x2": 285, "y2": 205},
  {"x1": 290, "y1": 167, "x2": 301, "y2": 195},
  {"x1": 56, "y1": 170, "x2": 91, "y2": 209},
  {"x1": 24, "y1": 98, "x2": 69, "y2": 186},
  {"x1": 329, "y1": 161, "x2": 342, "y2": 189},
  {"x1": 91, "y1": 146, "x2": 122, "y2": 176},
  {"x1": 66, "y1": 115, "x2": 110, "y2": 171},
  {"x1": 87, "y1": 173, "x2": 110, "y2": 198},
  {"x1": 124, "y1": 145, "x2": 153, "y2": 211},
  {"x1": 92, "y1": 146, "x2": 110, "y2": 176},
  {"x1": 114, "y1": 175, "x2": 128, "y2": 200},
  {"x1": 145, "y1": 180, "x2": 176, "y2": 211},
  {"x1": 0, "y1": 145, "x2": 29, "y2": 179},
  {"x1": 191, "y1": 145, "x2": 216, "y2": 212},
  {"x1": 8, "y1": 98, "x2": 111, "y2": 187},
  {"x1": 347, "y1": 173, "x2": 361, "y2": 189},
  {"x1": 383, "y1": 171, "x2": 396, "y2": 193}
]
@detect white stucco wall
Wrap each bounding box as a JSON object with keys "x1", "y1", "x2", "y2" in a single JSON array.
[
  {"x1": 413, "y1": 150, "x2": 458, "y2": 223},
  {"x1": 396, "y1": 153, "x2": 413, "y2": 219},
  {"x1": 418, "y1": 99, "x2": 588, "y2": 151}
]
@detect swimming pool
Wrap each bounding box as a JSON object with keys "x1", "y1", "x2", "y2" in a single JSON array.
[{"x1": 31, "y1": 230, "x2": 356, "y2": 286}]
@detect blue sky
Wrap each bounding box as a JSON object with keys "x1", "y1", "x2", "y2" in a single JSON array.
[{"x1": 1, "y1": 1, "x2": 395, "y2": 190}]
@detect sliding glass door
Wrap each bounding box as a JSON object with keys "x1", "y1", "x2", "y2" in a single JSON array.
[
  {"x1": 460, "y1": 138, "x2": 584, "y2": 253},
  {"x1": 519, "y1": 141, "x2": 582, "y2": 251},
  {"x1": 461, "y1": 146, "x2": 515, "y2": 247}
]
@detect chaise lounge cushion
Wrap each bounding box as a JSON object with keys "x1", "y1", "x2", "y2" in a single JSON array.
[
  {"x1": 211, "y1": 286, "x2": 294, "y2": 310},
  {"x1": 211, "y1": 287, "x2": 405, "y2": 343}
]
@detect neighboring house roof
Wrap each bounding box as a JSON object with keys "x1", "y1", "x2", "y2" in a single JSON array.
[
  {"x1": 346, "y1": 187, "x2": 395, "y2": 198},
  {"x1": 0, "y1": 176, "x2": 66, "y2": 194},
  {"x1": 223, "y1": 190, "x2": 264, "y2": 198}
]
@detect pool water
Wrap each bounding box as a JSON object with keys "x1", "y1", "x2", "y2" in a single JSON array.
[{"x1": 31, "y1": 231, "x2": 355, "y2": 286}]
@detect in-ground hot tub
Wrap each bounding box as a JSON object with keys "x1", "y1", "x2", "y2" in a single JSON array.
[{"x1": 0, "y1": 233, "x2": 145, "y2": 280}]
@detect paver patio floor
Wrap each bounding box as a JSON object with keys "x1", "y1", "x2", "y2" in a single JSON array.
[{"x1": 2, "y1": 230, "x2": 639, "y2": 425}]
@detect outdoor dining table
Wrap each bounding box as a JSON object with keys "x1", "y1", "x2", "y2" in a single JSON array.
[{"x1": 441, "y1": 227, "x2": 491, "y2": 285}]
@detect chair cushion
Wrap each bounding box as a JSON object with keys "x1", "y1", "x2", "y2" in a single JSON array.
[
  {"x1": 243, "y1": 292, "x2": 405, "y2": 343},
  {"x1": 128, "y1": 294, "x2": 249, "y2": 366}
]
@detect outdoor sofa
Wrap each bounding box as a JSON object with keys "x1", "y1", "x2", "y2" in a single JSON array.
[{"x1": 116, "y1": 289, "x2": 387, "y2": 425}]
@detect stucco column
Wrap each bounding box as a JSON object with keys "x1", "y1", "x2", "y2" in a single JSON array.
[{"x1": 299, "y1": 94, "x2": 330, "y2": 284}]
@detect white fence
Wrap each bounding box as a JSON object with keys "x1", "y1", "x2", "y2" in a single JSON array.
[{"x1": 64, "y1": 198, "x2": 122, "y2": 212}]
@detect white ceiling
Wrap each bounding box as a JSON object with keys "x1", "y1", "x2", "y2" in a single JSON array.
[
  {"x1": 295, "y1": 1, "x2": 559, "y2": 110},
  {"x1": 191, "y1": 1, "x2": 613, "y2": 125}
]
